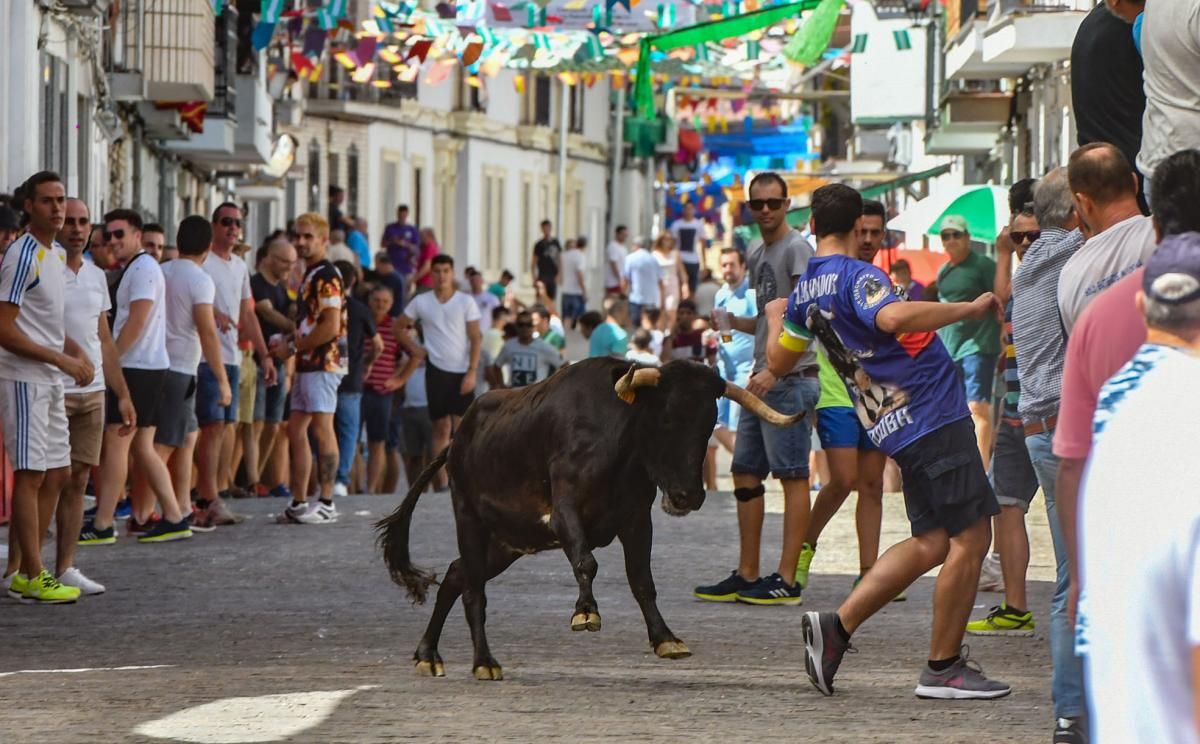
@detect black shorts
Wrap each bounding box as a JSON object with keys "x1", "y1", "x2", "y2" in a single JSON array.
[
  {"x1": 107, "y1": 368, "x2": 167, "y2": 429},
  {"x1": 893, "y1": 417, "x2": 1000, "y2": 538},
  {"x1": 154, "y1": 371, "x2": 198, "y2": 449},
  {"x1": 538, "y1": 277, "x2": 558, "y2": 300},
  {"x1": 425, "y1": 362, "x2": 474, "y2": 420}
]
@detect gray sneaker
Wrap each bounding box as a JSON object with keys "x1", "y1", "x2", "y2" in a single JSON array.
[{"x1": 914, "y1": 647, "x2": 1011, "y2": 700}]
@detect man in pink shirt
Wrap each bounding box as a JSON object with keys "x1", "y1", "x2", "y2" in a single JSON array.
[{"x1": 1054, "y1": 148, "x2": 1200, "y2": 621}]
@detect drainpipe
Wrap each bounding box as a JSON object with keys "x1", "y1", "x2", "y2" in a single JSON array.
[
  {"x1": 606, "y1": 82, "x2": 625, "y2": 244},
  {"x1": 556, "y1": 81, "x2": 568, "y2": 242},
  {"x1": 137, "y1": 0, "x2": 145, "y2": 73}
]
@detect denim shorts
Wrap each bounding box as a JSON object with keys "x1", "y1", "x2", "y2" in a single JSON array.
[
  {"x1": 731, "y1": 374, "x2": 820, "y2": 480},
  {"x1": 561, "y1": 293, "x2": 586, "y2": 321},
  {"x1": 363, "y1": 389, "x2": 394, "y2": 443},
  {"x1": 254, "y1": 368, "x2": 288, "y2": 423},
  {"x1": 196, "y1": 362, "x2": 240, "y2": 426},
  {"x1": 955, "y1": 353, "x2": 997, "y2": 404},
  {"x1": 990, "y1": 419, "x2": 1039, "y2": 512},
  {"x1": 816, "y1": 406, "x2": 877, "y2": 451}
]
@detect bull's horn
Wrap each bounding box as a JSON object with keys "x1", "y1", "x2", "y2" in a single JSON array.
[
  {"x1": 615, "y1": 366, "x2": 661, "y2": 404},
  {"x1": 723, "y1": 381, "x2": 806, "y2": 426}
]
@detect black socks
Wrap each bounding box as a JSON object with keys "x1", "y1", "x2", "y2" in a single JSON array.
[{"x1": 928, "y1": 655, "x2": 960, "y2": 672}]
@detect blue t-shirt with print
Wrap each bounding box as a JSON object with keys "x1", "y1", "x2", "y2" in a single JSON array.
[
  {"x1": 714, "y1": 278, "x2": 755, "y2": 384},
  {"x1": 781, "y1": 254, "x2": 968, "y2": 455}
]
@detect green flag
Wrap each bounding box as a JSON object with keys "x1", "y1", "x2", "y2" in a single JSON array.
[{"x1": 782, "y1": 0, "x2": 844, "y2": 66}]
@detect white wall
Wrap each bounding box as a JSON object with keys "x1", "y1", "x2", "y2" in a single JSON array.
[{"x1": 850, "y1": 2, "x2": 929, "y2": 124}]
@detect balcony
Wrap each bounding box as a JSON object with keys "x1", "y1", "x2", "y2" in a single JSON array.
[
  {"x1": 108, "y1": 0, "x2": 215, "y2": 102},
  {"x1": 927, "y1": 86, "x2": 1010, "y2": 155},
  {"x1": 980, "y1": 0, "x2": 1090, "y2": 68}
]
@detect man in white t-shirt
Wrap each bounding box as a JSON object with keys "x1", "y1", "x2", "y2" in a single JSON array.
[
  {"x1": 605, "y1": 225, "x2": 628, "y2": 296},
  {"x1": 81, "y1": 208, "x2": 192, "y2": 546},
  {"x1": 560, "y1": 237, "x2": 588, "y2": 329},
  {"x1": 1136, "y1": 0, "x2": 1200, "y2": 188},
  {"x1": 396, "y1": 254, "x2": 481, "y2": 490},
  {"x1": 670, "y1": 202, "x2": 708, "y2": 295},
  {"x1": 158, "y1": 216, "x2": 230, "y2": 530},
  {"x1": 489, "y1": 311, "x2": 561, "y2": 388},
  {"x1": 0, "y1": 172, "x2": 92, "y2": 604},
  {"x1": 1078, "y1": 236, "x2": 1200, "y2": 743},
  {"x1": 1058, "y1": 143, "x2": 1157, "y2": 333},
  {"x1": 194, "y1": 203, "x2": 276, "y2": 527},
  {"x1": 53, "y1": 198, "x2": 135, "y2": 595},
  {"x1": 622, "y1": 239, "x2": 665, "y2": 328}
]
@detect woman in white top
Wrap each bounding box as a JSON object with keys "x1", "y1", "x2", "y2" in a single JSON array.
[{"x1": 653, "y1": 233, "x2": 688, "y2": 331}]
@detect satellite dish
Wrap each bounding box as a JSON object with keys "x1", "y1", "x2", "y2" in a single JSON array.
[{"x1": 262, "y1": 134, "x2": 297, "y2": 179}]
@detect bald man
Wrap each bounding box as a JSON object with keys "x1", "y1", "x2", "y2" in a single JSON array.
[{"x1": 250, "y1": 236, "x2": 298, "y2": 498}]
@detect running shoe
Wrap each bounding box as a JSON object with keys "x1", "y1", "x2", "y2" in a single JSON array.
[
  {"x1": 188, "y1": 505, "x2": 218, "y2": 533},
  {"x1": 795, "y1": 543, "x2": 816, "y2": 589},
  {"x1": 253, "y1": 483, "x2": 270, "y2": 498},
  {"x1": 136, "y1": 518, "x2": 193, "y2": 544},
  {"x1": 293, "y1": 501, "x2": 339, "y2": 525},
  {"x1": 1053, "y1": 716, "x2": 1087, "y2": 744},
  {"x1": 735, "y1": 573, "x2": 802, "y2": 606},
  {"x1": 966, "y1": 603, "x2": 1035, "y2": 637},
  {"x1": 693, "y1": 571, "x2": 757, "y2": 603},
  {"x1": 4, "y1": 572, "x2": 27, "y2": 600},
  {"x1": 332, "y1": 482, "x2": 349, "y2": 498},
  {"x1": 126, "y1": 512, "x2": 160, "y2": 536},
  {"x1": 78, "y1": 521, "x2": 116, "y2": 545},
  {"x1": 57, "y1": 567, "x2": 105, "y2": 595},
  {"x1": 977, "y1": 552, "x2": 1003, "y2": 593},
  {"x1": 803, "y1": 611, "x2": 853, "y2": 696},
  {"x1": 852, "y1": 573, "x2": 907, "y2": 602},
  {"x1": 114, "y1": 499, "x2": 133, "y2": 520},
  {"x1": 914, "y1": 647, "x2": 1011, "y2": 700},
  {"x1": 203, "y1": 497, "x2": 244, "y2": 526},
  {"x1": 23, "y1": 569, "x2": 81, "y2": 604},
  {"x1": 270, "y1": 484, "x2": 293, "y2": 500}
]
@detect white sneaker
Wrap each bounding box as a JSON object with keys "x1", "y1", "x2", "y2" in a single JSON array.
[
  {"x1": 295, "y1": 501, "x2": 338, "y2": 525},
  {"x1": 332, "y1": 482, "x2": 349, "y2": 498},
  {"x1": 57, "y1": 567, "x2": 106, "y2": 595},
  {"x1": 978, "y1": 552, "x2": 1003, "y2": 593}
]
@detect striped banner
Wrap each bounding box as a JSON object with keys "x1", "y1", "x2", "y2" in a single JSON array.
[
  {"x1": 260, "y1": 0, "x2": 284, "y2": 23},
  {"x1": 892, "y1": 29, "x2": 911, "y2": 51},
  {"x1": 656, "y1": 3, "x2": 675, "y2": 28},
  {"x1": 317, "y1": 0, "x2": 348, "y2": 30}
]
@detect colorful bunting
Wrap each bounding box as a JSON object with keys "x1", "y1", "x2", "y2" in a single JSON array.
[
  {"x1": 318, "y1": 0, "x2": 348, "y2": 30},
  {"x1": 491, "y1": 2, "x2": 513, "y2": 21},
  {"x1": 406, "y1": 38, "x2": 434, "y2": 62},
  {"x1": 260, "y1": 0, "x2": 284, "y2": 23},
  {"x1": 251, "y1": 21, "x2": 276, "y2": 51},
  {"x1": 782, "y1": 0, "x2": 844, "y2": 65}
]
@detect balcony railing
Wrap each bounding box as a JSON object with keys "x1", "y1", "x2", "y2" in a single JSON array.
[
  {"x1": 946, "y1": 0, "x2": 987, "y2": 40},
  {"x1": 987, "y1": 0, "x2": 1093, "y2": 15},
  {"x1": 109, "y1": 0, "x2": 215, "y2": 102}
]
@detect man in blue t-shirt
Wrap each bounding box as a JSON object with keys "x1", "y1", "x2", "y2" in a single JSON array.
[{"x1": 765, "y1": 184, "x2": 1009, "y2": 702}]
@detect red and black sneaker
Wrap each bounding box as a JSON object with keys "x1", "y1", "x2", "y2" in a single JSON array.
[{"x1": 126, "y1": 512, "x2": 161, "y2": 536}]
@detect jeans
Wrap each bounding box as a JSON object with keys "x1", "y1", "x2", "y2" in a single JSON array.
[
  {"x1": 334, "y1": 391, "x2": 363, "y2": 486},
  {"x1": 1026, "y1": 429, "x2": 1085, "y2": 719}
]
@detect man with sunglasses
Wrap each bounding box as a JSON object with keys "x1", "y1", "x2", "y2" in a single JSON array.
[
  {"x1": 693, "y1": 172, "x2": 819, "y2": 606},
  {"x1": 83, "y1": 209, "x2": 192, "y2": 545},
  {"x1": 194, "y1": 203, "x2": 277, "y2": 527},
  {"x1": 934, "y1": 216, "x2": 999, "y2": 471}
]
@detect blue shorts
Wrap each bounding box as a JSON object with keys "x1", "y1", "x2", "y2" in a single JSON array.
[
  {"x1": 196, "y1": 362, "x2": 240, "y2": 426},
  {"x1": 561, "y1": 293, "x2": 586, "y2": 322},
  {"x1": 955, "y1": 353, "x2": 997, "y2": 404},
  {"x1": 254, "y1": 367, "x2": 288, "y2": 423},
  {"x1": 816, "y1": 406, "x2": 877, "y2": 451},
  {"x1": 731, "y1": 374, "x2": 820, "y2": 481}
]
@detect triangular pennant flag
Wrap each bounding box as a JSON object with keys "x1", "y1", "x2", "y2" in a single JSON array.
[
  {"x1": 213, "y1": 0, "x2": 226, "y2": 13},
  {"x1": 436, "y1": 1, "x2": 456, "y2": 18},
  {"x1": 782, "y1": 0, "x2": 844, "y2": 65},
  {"x1": 656, "y1": 3, "x2": 675, "y2": 28},
  {"x1": 608, "y1": 0, "x2": 631, "y2": 12},
  {"x1": 462, "y1": 41, "x2": 484, "y2": 65},
  {"x1": 260, "y1": 0, "x2": 284, "y2": 23},
  {"x1": 303, "y1": 27, "x2": 327, "y2": 57},
  {"x1": 251, "y1": 21, "x2": 276, "y2": 51},
  {"x1": 514, "y1": 75, "x2": 526, "y2": 94},
  {"x1": 291, "y1": 51, "x2": 315, "y2": 76},
  {"x1": 355, "y1": 36, "x2": 379, "y2": 63},
  {"x1": 491, "y1": 2, "x2": 513, "y2": 21},
  {"x1": 406, "y1": 38, "x2": 434, "y2": 62},
  {"x1": 746, "y1": 39, "x2": 760, "y2": 59},
  {"x1": 526, "y1": 5, "x2": 547, "y2": 26},
  {"x1": 286, "y1": 13, "x2": 304, "y2": 35},
  {"x1": 479, "y1": 27, "x2": 498, "y2": 47}
]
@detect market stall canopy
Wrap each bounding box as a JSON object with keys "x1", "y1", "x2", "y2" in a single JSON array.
[{"x1": 886, "y1": 184, "x2": 1010, "y2": 244}]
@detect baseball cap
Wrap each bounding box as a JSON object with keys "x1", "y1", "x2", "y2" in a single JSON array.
[
  {"x1": 1143, "y1": 232, "x2": 1200, "y2": 305},
  {"x1": 0, "y1": 206, "x2": 19, "y2": 231},
  {"x1": 939, "y1": 215, "x2": 969, "y2": 234}
]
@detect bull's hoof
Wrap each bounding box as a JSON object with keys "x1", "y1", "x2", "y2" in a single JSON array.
[
  {"x1": 570, "y1": 611, "x2": 602, "y2": 632},
  {"x1": 414, "y1": 660, "x2": 445, "y2": 677},
  {"x1": 473, "y1": 665, "x2": 504, "y2": 681},
  {"x1": 654, "y1": 640, "x2": 692, "y2": 659}
]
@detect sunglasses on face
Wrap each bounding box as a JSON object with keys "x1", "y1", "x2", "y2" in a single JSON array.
[
  {"x1": 1010, "y1": 230, "x2": 1041, "y2": 244},
  {"x1": 940, "y1": 230, "x2": 965, "y2": 241},
  {"x1": 748, "y1": 198, "x2": 787, "y2": 212},
  {"x1": 516, "y1": 321, "x2": 533, "y2": 328},
  {"x1": 63, "y1": 217, "x2": 88, "y2": 226},
  {"x1": 218, "y1": 216, "x2": 242, "y2": 228},
  {"x1": 103, "y1": 228, "x2": 125, "y2": 242}
]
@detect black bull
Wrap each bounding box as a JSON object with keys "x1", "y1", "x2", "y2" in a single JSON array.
[{"x1": 377, "y1": 357, "x2": 802, "y2": 680}]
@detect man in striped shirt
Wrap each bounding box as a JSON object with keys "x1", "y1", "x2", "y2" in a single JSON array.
[{"x1": 362, "y1": 284, "x2": 420, "y2": 494}]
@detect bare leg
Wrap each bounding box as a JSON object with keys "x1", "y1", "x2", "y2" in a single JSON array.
[
  {"x1": 287, "y1": 411, "x2": 313, "y2": 503},
  {"x1": 995, "y1": 505, "x2": 1030, "y2": 610},
  {"x1": 776, "y1": 477, "x2": 811, "y2": 584},
  {"x1": 855, "y1": 450, "x2": 888, "y2": 572},
  {"x1": 733, "y1": 474, "x2": 764, "y2": 581},
  {"x1": 310, "y1": 412, "x2": 338, "y2": 502},
  {"x1": 804, "y1": 447, "x2": 856, "y2": 546},
  {"x1": 367, "y1": 441, "x2": 387, "y2": 494},
  {"x1": 129, "y1": 467, "x2": 154, "y2": 522},
  {"x1": 430, "y1": 417, "x2": 452, "y2": 489},
  {"x1": 132, "y1": 428, "x2": 182, "y2": 523},
  {"x1": 839, "y1": 530, "x2": 950, "y2": 634},
  {"x1": 929, "y1": 517, "x2": 991, "y2": 659},
  {"x1": 713, "y1": 427, "x2": 735, "y2": 454},
  {"x1": 969, "y1": 401, "x2": 994, "y2": 472},
  {"x1": 55, "y1": 462, "x2": 91, "y2": 573},
  {"x1": 94, "y1": 426, "x2": 134, "y2": 531},
  {"x1": 703, "y1": 447, "x2": 718, "y2": 491},
  {"x1": 10, "y1": 470, "x2": 48, "y2": 578},
  {"x1": 218, "y1": 423, "x2": 236, "y2": 492},
  {"x1": 196, "y1": 423, "x2": 223, "y2": 503},
  {"x1": 240, "y1": 423, "x2": 259, "y2": 488}
]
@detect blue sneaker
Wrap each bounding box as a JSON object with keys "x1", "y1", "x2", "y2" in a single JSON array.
[
  {"x1": 736, "y1": 572, "x2": 802, "y2": 606},
  {"x1": 83, "y1": 505, "x2": 97, "y2": 519},
  {"x1": 270, "y1": 484, "x2": 293, "y2": 500},
  {"x1": 693, "y1": 571, "x2": 758, "y2": 603},
  {"x1": 114, "y1": 500, "x2": 133, "y2": 520}
]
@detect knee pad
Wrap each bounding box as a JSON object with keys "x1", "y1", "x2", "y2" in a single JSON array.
[{"x1": 733, "y1": 485, "x2": 765, "y2": 503}]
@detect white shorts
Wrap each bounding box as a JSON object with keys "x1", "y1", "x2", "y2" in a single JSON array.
[
  {"x1": 0, "y1": 380, "x2": 71, "y2": 471},
  {"x1": 291, "y1": 371, "x2": 343, "y2": 414}
]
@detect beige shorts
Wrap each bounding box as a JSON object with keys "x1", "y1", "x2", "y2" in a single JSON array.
[
  {"x1": 238, "y1": 350, "x2": 257, "y2": 425},
  {"x1": 66, "y1": 390, "x2": 106, "y2": 466}
]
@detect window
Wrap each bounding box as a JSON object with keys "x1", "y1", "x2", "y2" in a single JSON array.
[
  {"x1": 77, "y1": 94, "x2": 90, "y2": 202},
  {"x1": 307, "y1": 139, "x2": 321, "y2": 213},
  {"x1": 521, "y1": 175, "x2": 532, "y2": 256},
  {"x1": 40, "y1": 53, "x2": 69, "y2": 178},
  {"x1": 347, "y1": 145, "x2": 359, "y2": 218},
  {"x1": 482, "y1": 171, "x2": 505, "y2": 273},
  {"x1": 413, "y1": 166, "x2": 424, "y2": 227},
  {"x1": 534, "y1": 76, "x2": 552, "y2": 126},
  {"x1": 569, "y1": 83, "x2": 584, "y2": 134},
  {"x1": 328, "y1": 151, "x2": 340, "y2": 207}
]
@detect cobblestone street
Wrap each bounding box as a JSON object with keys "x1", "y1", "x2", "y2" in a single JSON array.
[{"x1": 1, "y1": 479, "x2": 1057, "y2": 743}]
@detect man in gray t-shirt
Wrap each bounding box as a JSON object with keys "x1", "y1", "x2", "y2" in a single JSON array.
[{"x1": 693, "y1": 172, "x2": 821, "y2": 607}]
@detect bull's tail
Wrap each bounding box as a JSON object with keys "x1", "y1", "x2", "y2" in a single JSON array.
[{"x1": 375, "y1": 447, "x2": 450, "y2": 604}]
